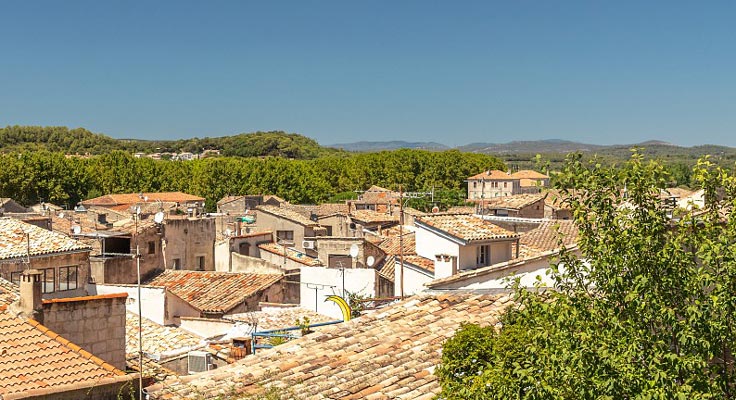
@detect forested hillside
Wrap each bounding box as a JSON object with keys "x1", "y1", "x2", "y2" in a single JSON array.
[
  {"x1": 0, "y1": 150, "x2": 504, "y2": 210},
  {"x1": 0, "y1": 126, "x2": 340, "y2": 159}
]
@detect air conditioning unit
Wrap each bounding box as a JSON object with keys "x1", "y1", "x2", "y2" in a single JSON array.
[
  {"x1": 302, "y1": 240, "x2": 316, "y2": 250},
  {"x1": 188, "y1": 351, "x2": 213, "y2": 374}
]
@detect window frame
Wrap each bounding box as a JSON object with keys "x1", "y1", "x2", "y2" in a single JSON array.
[{"x1": 58, "y1": 265, "x2": 79, "y2": 291}]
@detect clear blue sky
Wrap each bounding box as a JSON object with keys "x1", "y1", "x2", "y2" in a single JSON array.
[{"x1": 1, "y1": 1, "x2": 735, "y2": 146}]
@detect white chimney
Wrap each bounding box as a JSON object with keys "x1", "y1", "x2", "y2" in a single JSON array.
[{"x1": 434, "y1": 254, "x2": 457, "y2": 279}]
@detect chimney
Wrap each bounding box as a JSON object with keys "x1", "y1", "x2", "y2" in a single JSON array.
[
  {"x1": 17, "y1": 269, "x2": 44, "y2": 322},
  {"x1": 434, "y1": 254, "x2": 458, "y2": 279}
]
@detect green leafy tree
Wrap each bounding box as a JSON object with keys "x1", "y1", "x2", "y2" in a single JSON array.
[{"x1": 437, "y1": 152, "x2": 736, "y2": 399}]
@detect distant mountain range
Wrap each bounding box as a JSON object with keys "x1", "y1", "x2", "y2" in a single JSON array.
[
  {"x1": 329, "y1": 138, "x2": 736, "y2": 156},
  {"x1": 329, "y1": 140, "x2": 450, "y2": 152}
]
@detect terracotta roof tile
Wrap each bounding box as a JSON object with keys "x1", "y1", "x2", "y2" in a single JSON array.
[
  {"x1": 350, "y1": 209, "x2": 399, "y2": 224},
  {"x1": 146, "y1": 271, "x2": 283, "y2": 314},
  {"x1": 377, "y1": 233, "x2": 416, "y2": 256},
  {"x1": 518, "y1": 220, "x2": 578, "y2": 258},
  {"x1": 416, "y1": 214, "x2": 520, "y2": 243},
  {"x1": 256, "y1": 205, "x2": 320, "y2": 227},
  {"x1": 81, "y1": 192, "x2": 204, "y2": 207},
  {"x1": 467, "y1": 170, "x2": 517, "y2": 180},
  {"x1": 471, "y1": 193, "x2": 547, "y2": 209},
  {"x1": 227, "y1": 307, "x2": 334, "y2": 331},
  {"x1": 0, "y1": 217, "x2": 90, "y2": 260},
  {"x1": 125, "y1": 312, "x2": 203, "y2": 360},
  {"x1": 378, "y1": 256, "x2": 396, "y2": 282},
  {"x1": 402, "y1": 255, "x2": 435, "y2": 273},
  {"x1": 0, "y1": 278, "x2": 19, "y2": 306},
  {"x1": 510, "y1": 170, "x2": 549, "y2": 180},
  {"x1": 145, "y1": 292, "x2": 513, "y2": 399},
  {"x1": 258, "y1": 243, "x2": 322, "y2": 267},
  {"x1": 446, "y1": 206, "x2": 476, "y2": 214},
  {"x1": 0, "y1": 309, "x2": 126, "y2": 397}
]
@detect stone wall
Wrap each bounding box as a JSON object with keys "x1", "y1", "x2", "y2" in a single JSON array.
[
  {"x1": 0, "y1": 251, "x2": 90, "y2": 298},
  {"x1": 163, "y1": 218, "x2": 216, "y2": 271},
  {"x1": 41, "y1": 293, "x2": 128, "y2": 370}
]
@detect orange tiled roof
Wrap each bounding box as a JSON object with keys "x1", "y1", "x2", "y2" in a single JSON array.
[
  {"x1": 145, "y1": 292, "x2": 513, "y2": 400},
  {"x1": 0, "y1": 217, "x2": 91, "y2": 260},
  {"x1": 227, "y1": 307, "x2": 334, "y2": 331},
  {"x1": 377, "y1": 255, "x2": 396, "y2": 282},
  {"x1": 402, "y1": 255, "x2": 435, "y2": 273},
  {"x1": 125, "y1": 312, "x2": 203, "y2": 360},
  {"x1": 258, "y1": 243, "x2": 322, "y2": 267},
  {"x1": 349, "y1": 209, "x2": 399, "y2": 224},
  {"x1": 416, "y1": 214, "x2": 520, "y2": 243},
  {"x1": 81, "y1": 192, "x2": 204, "y2": 207},
  {"x1": 377, "y1": 232, "x2": 416, "y2": 256},
  {"x1": 474, "y1": 193, "x2": 547, "y2": 210},
  {"x1": 510, "y1": 170, "x2": 549, "y2": 180},
  {"x1": 446, "y1": 206, "x2": 476, "y2": 214},
  {"x1": 518, "y1": 220, "x2": 579, "y2": 258},
  {"x1": 467, "y1": 170, "x2": 517, "y2": 180},
  {"x1": 146, "y1": 270, "x2": 283, "y2": 314},
  {"x1": 0, "y1": 309, "x2": 127, "y2": 397},
  {"x1": 256, "y1": 205, "x2": 320, "y2": 227},
  {"x1": 0, "y1": 278, "x2": 19, "y2": 307},
  {"x1": 544, "y1": 189, "x2": 572, "y2": 210}
]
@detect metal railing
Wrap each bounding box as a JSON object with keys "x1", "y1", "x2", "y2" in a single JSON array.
[{"x1": 251, "y1": 320, "x2": 343, "y2": 354}]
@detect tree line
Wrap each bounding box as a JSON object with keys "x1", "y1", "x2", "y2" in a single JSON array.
[
  {"x1": 0, "y1": 149, "x2": 504, "y2": 210},
  {"x1": 0, "y1": 126, "x2": 342, "y2": 159}
]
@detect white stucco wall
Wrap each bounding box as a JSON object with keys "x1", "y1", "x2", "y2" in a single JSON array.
[
  {"x1": 393, "y1": 261, "x2": 434, "y2": 297},
  {"x1": 414, "y1": 225, "x2": 460, "y2": 259},
  {"x1": 88, "y1": 283, "x2": 199, "y2": 325},
  {"x1": 299, "y1": 267, "x2": 377, "y2": 320}
]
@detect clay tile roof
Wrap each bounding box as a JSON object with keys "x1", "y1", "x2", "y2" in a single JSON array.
[
  {"x1": 378, "y1": 255, "x2": 396, "y2": 281},
  {"x1": 474, "y1": 193, "x2": 547, "y2": 210},
  {"x1": 144, "y1": 292, "x2": 514, "y2": 400},
  {"x1": 257, "y1": 243, "x2": 322, "y2": 267},
  {"x1": 518, "y1": 220, "x2": 579, "y2": 258},
  {"x1": 0, "y1": 278, "x2": 19, "y2": 307},
  {"x1": 402, "y1": 207, "x2": 426, "y2": 217},
  {"x1": 126, "y1": 312, "x2": 203, "y2": 360},
  {"x1": 145, "y1": 270, "x2": 283, "y2": 314},
  {"x1": 446, "y1": 206, "x2": 476, "y2": 214},
  {"x1": 416, "y1": 214, "x2": 520, "y2": 243},
  {"x1": 216, "y1": 195, "x2": 244, "y2": 205},
  {"x1": 377, "y1": 233, "x2": 416, "y2": 256},
  {"x1": 81, "y1": 192, "x2": 205, "y2": 207},
  {"x1": 227, "y1": 307, "x2": 334, "y2": 331},
  {"x1": 403, "y1": 255, "x2": 435, "y2": 273},
  {"x1": 510, "y1": 170, "x2": 549, "y2": 179},
  {"x1": 256, "y1": 205, "x2": 319, "y2": 227},
  {"x1": 349, "y1": 209, "x2": 399, "y2": 224},
  {"x1": 544, "y1": 189, "x2": 572, "y2": 210},
  {"x1": 0, "y1": 309, "x2": 127, "y2": 397},
  {"x1": 467, "y1": 169, "x2": 517, "y2": 180},
  {"x1": 0, "y1": 217, "x2": 91, "y2": 260}
]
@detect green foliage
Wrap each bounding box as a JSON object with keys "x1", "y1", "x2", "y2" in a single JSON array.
[
  {"x1": 437, "y1": 151, "x2": 736, "y2": 399},
  {"x1": 0, "y1": 148, "x2": 503, "y2": 210}
]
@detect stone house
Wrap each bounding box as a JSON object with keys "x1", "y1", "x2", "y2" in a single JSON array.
[
  {"x1": 474, "y1": 193, "x2": 547, "y2": 218},
  {"x1": 255, "y1": 205, "x2": 327, "y2": 252},
  {"x1": 0, "y1": 217, "x2": 91, "y2": 298},
  {"x1": 511, "y1": 170, "x2": 551, "y2": 193},
  {"x1": 0, "y1": 272, "x2": 136, "y2": 399},
  {"x1": 466, "y1": 170, "x2": 521, "y2": 199}
]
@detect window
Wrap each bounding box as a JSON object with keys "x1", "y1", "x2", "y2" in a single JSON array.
[
  {"x1": 276, "y1": 230, "x2": 294, "y2": 241},
  {"x1": 148, "y1": 241, "x2": 156, "y2": 255},
  {"x1": 239, "y1": 242, "x2": 251, "y2": 256},
  {"x1": 10, "y1": 271, "x2": 21, "y2": 286},
  {"x1": 196, "y1": 256, "x2": 205, "y2": 271},
  {"x1": 473, "y1": 182, "x2": 477, "y2": 188},
  {"x1": 59, "y1": 266, "x2": 78, "y2": 291},
  {"x1": 504, "y1": 182, "x2": 507, "y2": 188},
  {"x1": 173, "y1": 258, "x2": 181, "y2": 270},
  {"x1": 40, "y1": 268, "x2": 55, "y2": 293},
  {"x1": 476, "y1": 245, "x2": 490, "y2": 267}
]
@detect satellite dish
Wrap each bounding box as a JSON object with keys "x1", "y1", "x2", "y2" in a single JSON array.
[
  {"x1": 366, "y1": 256, "x2": 375, "y2": 267},
  {"x1": 225, "y1": 228, "x2": 232, "y2": 236},
  {"x1": 349, "y1": 243, "x2": 359, "y2": 258},
  {"x1": 143, "y1": 196, "x2": 149, "y2": 202},
  {"x1": 72, "y1": 225, "x2": 81, "y2": 235},
  {"x1": 58, "y1": 212, "x2": 65, "y2": 219},
  {"x1": 154, "y1": 211, "x2": 165, "y2": 224},
  {"x1": 432, "y1": 206, "x2": 440, "y2": 213}
]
